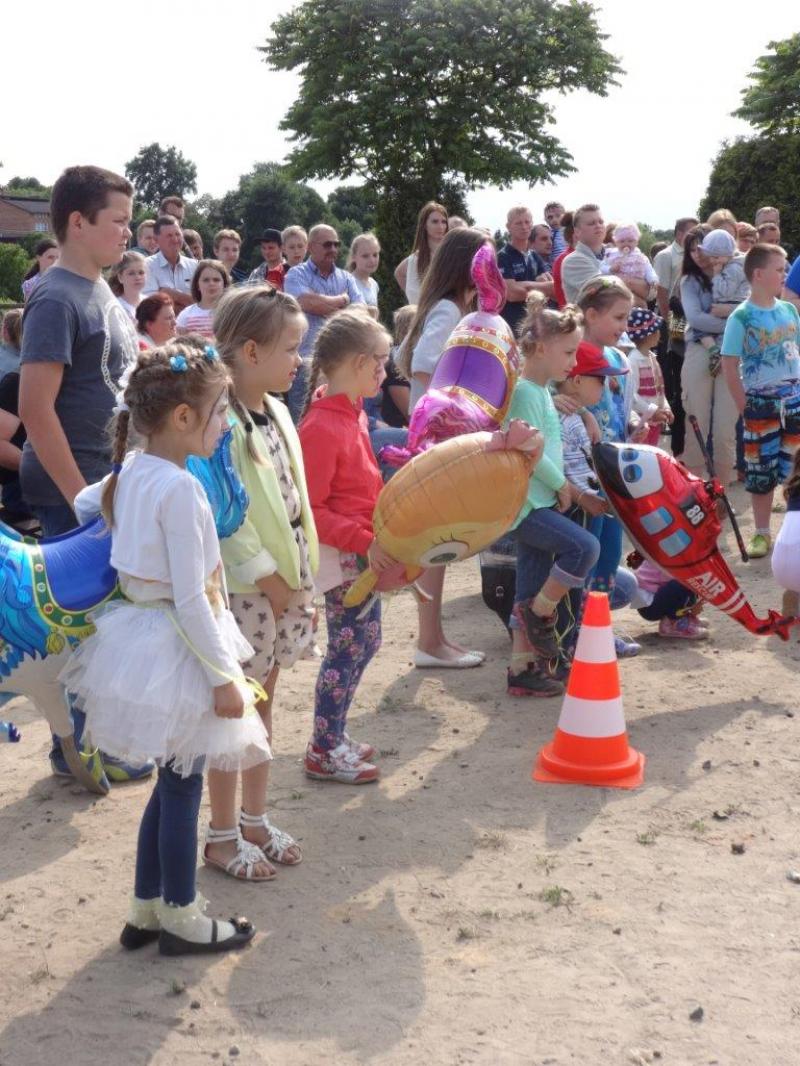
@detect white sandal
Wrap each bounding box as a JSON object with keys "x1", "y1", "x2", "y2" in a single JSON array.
[
  {"x1": 239, "y1": 809, "x2": 303, "y2": 866},
  {"x1": 203, "y1": 825, "x2": 276, "y2": 882}
]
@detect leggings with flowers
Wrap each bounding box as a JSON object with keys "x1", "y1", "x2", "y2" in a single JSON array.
[{"x1": 312, "y1": 582, "x2": 382, "y2": 752}]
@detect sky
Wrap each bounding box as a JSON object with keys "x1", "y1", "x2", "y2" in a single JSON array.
[{"x1": 5, "y1": 1, "x2": 796, "y2": 233}]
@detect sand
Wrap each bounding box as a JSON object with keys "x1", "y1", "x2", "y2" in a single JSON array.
[{"x1": 1, "y1": 485, "x2": 799, "y2": 1066}]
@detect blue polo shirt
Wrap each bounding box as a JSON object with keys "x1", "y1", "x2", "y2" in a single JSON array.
[
  {"x1": 497, "y1": 243, "x2": 543, "y2": 334},
  {"x1": 284, "y1": 260, "x2": 365, "y2": 358}
]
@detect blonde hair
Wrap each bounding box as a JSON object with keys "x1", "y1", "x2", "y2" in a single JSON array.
[
  {"x1": 347, "y1": 232, "x2": 380, "y2": 272},
  {"x1": 706, "y1": 208, "x2": 738, "y2": 231},
  {"x1": 576, "y1": 275, "x2": 634, "y2": 314},
  {"x1": 213, "y1": 228, "x2": 241, "y2": 251},
  {"x1": 506, "y1": 205, "x2": 532, "y2": 225},
  {"x1": 301, "y1": 307, "x2": 391, "y2": 421},
  {"x1": 108, "y1": 250, "x2": 146, "y2": 296},
  {"x1": 2, "y1": 308, "x2": 23, "y2": 349},
  {"x1": 102, "y1": 338, "x2": 230, "y2": 525},
  {"x1": 518, "y1": 291, "x2": 582, "y2": 358},
  {"x1": 214, "y1": 284, "x2": 306, "y2": 461},
  {"x1": 281, "y1": 225, "x2": 308, "y2": 244},
  {"x1": 392, "y1": 304, "x2": 416, "y2": 349}
]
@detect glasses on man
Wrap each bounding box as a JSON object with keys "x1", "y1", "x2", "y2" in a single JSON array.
[{"x1": 319, "y1": 240, "x2": 341, "y2": 249}]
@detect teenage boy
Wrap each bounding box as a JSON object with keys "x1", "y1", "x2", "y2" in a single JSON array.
[
  {"x1": 213, "y1": 228, "x2": 248, "y2": 284},
  {"x1": 248, "y1": 227, "x2": 287, "y2": 289},
  {"x1": 19, "y1": 164, "x2": 149, "y2": 782},
  {"x1": 721, "y1": 243, "x2": 800, "y2": 558}
]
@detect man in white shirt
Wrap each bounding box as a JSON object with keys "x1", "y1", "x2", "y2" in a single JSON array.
[
  {"x1": 561, "y1": 204, "x2": 607, "y2": 304},
  {"x1": 143, "y1": 215, "x2": 197, "y2": 311}
]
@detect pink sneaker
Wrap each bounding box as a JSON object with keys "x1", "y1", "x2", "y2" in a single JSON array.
[
  {"x1": 658, "y1": 616, "x2": 708, "y2": 640},
  {"x1": 343, "y1": 733, "x2": 376, "y2": 761},
  {"x1": 304, "y1": 742, "x2": 380, "y2": 784}
]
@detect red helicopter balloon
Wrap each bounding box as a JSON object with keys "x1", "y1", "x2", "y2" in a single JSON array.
[{"x1": 592, "y1": 431, "x2": 797, "y2": 640}]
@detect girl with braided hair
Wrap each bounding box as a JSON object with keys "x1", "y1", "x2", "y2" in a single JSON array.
[
  {"x1": 60, "y1": 338, "x2": 269, "y2": 955},
  {"x1": 204, "y1": 284, "x2": 318, "y2": 881}
]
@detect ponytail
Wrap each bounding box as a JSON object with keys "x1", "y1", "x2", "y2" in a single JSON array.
[
  {"x1": 300, "y1": 353, "x2": 323, "y2": 423},
  {"x1": 101, "y1": 409, "x2": 131, "y2": 526},
  {"x1": 228, "y1": 389, "x2": 263, "y2": 464}
]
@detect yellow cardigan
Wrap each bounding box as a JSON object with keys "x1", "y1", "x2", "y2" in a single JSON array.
[{"x1": 220, "y1": 395, "x2": 319, "y2": 594}]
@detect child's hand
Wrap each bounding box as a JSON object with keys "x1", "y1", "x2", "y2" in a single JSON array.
[
  {"x1": 556, "y1": 483, "x2": 572, "y2": 513},
  {"x1": 214, "y1": 681, "x2": 245, "y2": 719},
  {"x1": 368, "y1": 539, "x2": 397, "y2": 573},
  {"x1": 579, "y1": 491, "x2": 609, "y2": 517},
  {"x1": 630, "y1": 421, "x2": 651, "y2": 443},
  {"x1": 255, "y1": 572, "x2": 293, "y2": 618},
  {"x1": 552, "y1": 394, "x2": 580, "y2": 416}
]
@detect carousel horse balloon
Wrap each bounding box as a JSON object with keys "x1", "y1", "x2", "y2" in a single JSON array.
[
  {"x1": 592, "y1": 441, "x2": 798, "y2": 639},
  {"x1": 344, "y1": 421, "x2": 542, "y2": 607},
  {"x1": 382, "y1": 243, "x2": 519, "y2": 467},
  {"x1": 0, "y1": 429, "x2": 248, "y2": 794}
]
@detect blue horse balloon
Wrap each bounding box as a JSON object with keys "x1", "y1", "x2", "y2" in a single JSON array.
[{"x1": 0, "y1": 428, "x2": 248, "y2": 793}]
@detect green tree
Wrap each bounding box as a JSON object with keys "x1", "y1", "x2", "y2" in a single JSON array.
[
  {"x1": 326, "y1": 186, "x2": 378, "y2": 232},
  {"x1": 733, "y1": 32, "x2": 800, "y2": 135},
  {"x1": 263, "y1": 0, "x2": 619, "y2": 313},
  {"x1": 699, "y1": 134, "x2": 800, "y2": 256},
  {"x1": 125, "y1": 143, "x2": 198, "y2": 211},
  {"x1": 0, "y1": 243, "x2": 30, "y2": 302}
]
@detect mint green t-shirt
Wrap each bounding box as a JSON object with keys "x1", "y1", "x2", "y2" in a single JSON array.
[{"x1": 505, "y1": 378, "x2": 567, "y2": 525}]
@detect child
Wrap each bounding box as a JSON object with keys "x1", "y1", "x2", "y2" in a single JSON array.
[
  {"x1": 204, "y1": 285, "x2": 318, "y2": 881},
  {"x1": 21, "y1": 238, "x2": 59, "y2": 302},
  {"x1": 282, "y1": 225, "x2": 308, "y2": 268},
  {"x1": 348, "y1": 233, "x2": 381, "y2": 319},
  {"x1": 721, "y1": 242, "x2": 800, "y2": 558},
  {"x1": 697, "y1": 229, "x2": 750, "y2": 371},
  {"x1": 108, "y1": 251, "x2": 147, "y2": 319},
  {"x1": 176, "y1": 259, "x2": 230, "y2": 339},
  {"x1": 183, "y1": 229, "x2": 204, "y2": 260},
  {"x1": 626, "y1": 307, "x2": 673, "y2": 445},
  {"x1": 299, "y1": 308, "x2": 396, "y2": 781},
  {"x1": 365, "y1": 304, "x2": 413, "y2": 477},
  {"x1": 505, "y1": 292, "x2": 601, "y2": 697},
  {"x1": 604, "y1": 224, "x2": 658, "y2": 307},
  {"x1": 771, "y1": 450, "x2": 800, "y2": 618},
  {"x1": 621, "y1": 556, "x2": 708, "y2": 640},
  {"x1": 61, "y1": 341, "x2": 270, "y2": 954}
]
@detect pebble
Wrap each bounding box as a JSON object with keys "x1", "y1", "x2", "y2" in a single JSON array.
[
  {"x1": 229, "y1": 1047, "x2": 240, "y2": 1058},
  {"x1": 689, "y1": 1005, "x2": 704, "y2": 1022},
  {"x1": 701, "y1": 760, "x2": 712, "y2": 771},
  {"x1": 190, "y1": 999, "x2": 201, "y2": 1010},
  {"x1": 731, "y1": 842, "x2": 745, "y2": 855},
  {"x1": 786, "y1": 870, "x2": 800, "y2": 884}
]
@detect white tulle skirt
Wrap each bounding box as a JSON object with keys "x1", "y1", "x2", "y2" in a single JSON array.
[{"x1": 59, "y1": 601, "x2": 271, "y2": 777}]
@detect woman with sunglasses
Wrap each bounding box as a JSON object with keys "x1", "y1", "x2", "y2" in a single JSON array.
[{"x1": 284, "y1": 224, "x2": 365, "y2": 423}]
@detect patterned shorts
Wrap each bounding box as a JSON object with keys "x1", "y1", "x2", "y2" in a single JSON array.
[
  {"x1": 743, "y1": 389, "x2": 800, "y2": 495},
  {"x1": 230, "y1": 590, "x2": 315, "y2": 679}
]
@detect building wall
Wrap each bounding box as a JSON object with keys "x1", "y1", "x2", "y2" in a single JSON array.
[{"x1": 0, "y1": 201, "x2": 51, "y2": 238}]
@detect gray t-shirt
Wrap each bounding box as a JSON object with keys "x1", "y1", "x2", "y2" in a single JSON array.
[{"x1": 20, "y1": 266, "x2": 139, "y2": 505}]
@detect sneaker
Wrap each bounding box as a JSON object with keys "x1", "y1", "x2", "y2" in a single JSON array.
[
  {"x1": 507, "y1": 667, "x2": 565, "y2": 698},
  {"x1": 614, "y1": 633, "x2": 642, "y2": 658},
  {"x1": 304, "y1": 742, "x2": 379, "y2": 784},
  {"x1": 658, "y1": 616, "x2": 709, "y2": 640},
  {"x1": 103, "y1": 754, "x2": 156, "y2": 783},
  {"x1": 514, "y1": 602, "x2": 560, "y2": 659},
  {"x1": 343, "y1": 733, "x2": 376, "y2": 761},
  {"x1": 747, "y1": 533, "x2": 771, "y2": 559}
]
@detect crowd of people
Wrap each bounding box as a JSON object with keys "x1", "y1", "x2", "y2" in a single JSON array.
[{"x1": 3, "y1": 162, "x2": 800, "y2": 957}]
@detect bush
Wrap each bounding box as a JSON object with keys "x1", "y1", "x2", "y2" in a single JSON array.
[{"x1": 0, "y1": 244, "x2": 31, "y2": 302}]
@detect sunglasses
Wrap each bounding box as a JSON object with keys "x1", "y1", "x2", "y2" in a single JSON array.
[{"x1": 317, "y1": 240, "x2": 341, "y2": 249}]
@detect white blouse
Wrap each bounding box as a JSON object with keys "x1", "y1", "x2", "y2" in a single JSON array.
[
  {"x1": 408, "y1": 298, "x2": 462, "y2": 412},
  {"x1": 75, "y1": 452, "x2": 239, "y2": 686}
]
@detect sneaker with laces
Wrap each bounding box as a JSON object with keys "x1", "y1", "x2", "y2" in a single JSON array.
[
  {"x1": 507, "y1": 667, "x2": 565, "y2": 698},
  {"x1": 747, "y1": 533, "x2": 771, "y2": 559},
  {"x1": 304, "y1": 742, "x2": 380, "y2": 783},
  {"x1": 658, "y1": 615, "x2": 708, "y2": 640},
  {"x1": 343, "y1": 733, "x2": 376, "y2": 761},
  {"x1": 614, "y1": 633, "x2": 642, "y2": 658},
  {"x1": 514, "y1": 603, "x2": 560, "y2": 659}
]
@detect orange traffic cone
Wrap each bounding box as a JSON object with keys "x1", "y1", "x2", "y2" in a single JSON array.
[{"x1": 533, "y1": 591, "x2": 644, "y2": 788}]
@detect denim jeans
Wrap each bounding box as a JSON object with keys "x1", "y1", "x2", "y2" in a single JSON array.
[
  {"x1": 286, "y1": 362, "x2": 309, "y2": 424},
  {"x1": 134, "y1": 764, "x2": 203, "y2": 906},
  {"x1": 370, "y1": 426, "x2": 408, "y2": 481},
  {"x1": 588, "y1": 514, "x2": 623, "y2": 594},
  {"x1": 313, "y1": 583, "x2": 382, "y2": 751},
  {"x1": 514, "y1": 506, "x2": 600, "y2": 604}
]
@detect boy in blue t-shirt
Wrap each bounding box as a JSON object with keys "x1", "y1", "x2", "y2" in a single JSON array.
[{"x1": 721, "y1": 243, "x2": 800, "y2": 557}]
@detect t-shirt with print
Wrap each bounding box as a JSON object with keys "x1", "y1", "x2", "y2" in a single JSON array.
[
  {"x1": 20, "y1": 266, "x2": 139, "y2": 505},
  {"x1": 721, "y1": 299, "x2": 800, "y2": 395},
  {"x1": 587, "y1": 346, "x2": 628, "y2": 443},
  {"x1": 497, "y1": 243, "x2": 541, "y2": 334}
]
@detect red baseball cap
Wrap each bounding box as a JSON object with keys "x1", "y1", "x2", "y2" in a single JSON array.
[{"x1": 567, "y1": 341, "x2": 629, "y2": 378}]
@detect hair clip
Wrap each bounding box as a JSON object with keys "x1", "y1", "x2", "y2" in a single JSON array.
[
  {"x1": 204, "y1": 344, "x2": 220, "y2": 363},
  {"x1": 170, "y1": 354, "x2": 188, "y2": 373},
  {"x1": 112, "y1": 463, "x2": 123, "y2": 474}
]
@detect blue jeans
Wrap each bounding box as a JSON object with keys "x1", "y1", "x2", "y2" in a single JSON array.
[
  {"x1": 134, "y1": 764, "x2": 203, "y2": 906},
  {"x1": 286, "y1": 362, "x2": 309, "y2": 424},
  {"x1": 589, "y1": 514, "x2": 623, "y2": 593},
  {"x1": 370, "y1": 426, "x2": 408, "y2": 481},
  {"x1": 514, "y1": 506, "x2": 600, "y2": 604},
  {"x1": 313, "y1": 584, "x2": 382, "y2": 752}
]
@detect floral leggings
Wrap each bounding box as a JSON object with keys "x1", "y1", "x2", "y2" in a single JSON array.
[{"x1": 313, "y1": 583, "x2": 382, "y2": 752}]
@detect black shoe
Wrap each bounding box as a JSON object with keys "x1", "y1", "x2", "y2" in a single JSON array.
[
  {"x1": 542, "y1": 654, "x2": 572, "y2": 683},
  {"x1": 120, "y1": 924, "x2": 160, "y2": 950},
  {"x1": 158, "y1": 916, "x2": 255, "y2": 956},
  {"x1": 515, "y1": 603, "x2": 560, "y2": 659},
  {"x1": 507, "y1": 667, "x2": 564, "y2": 699}
]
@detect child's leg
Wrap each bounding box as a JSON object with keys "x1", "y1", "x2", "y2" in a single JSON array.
[
  {"x1": 134, "y1": 775, "x2": 163, "y2": 903},
  {"x1": 312, "y1": 586, "x2": 382, "y2": 752},
  {"x1": 589, "y1": 515, "x2": 623, "y2": 594},
  {"x1": 415, "y1": 566, "x2": 476, "y2": 660},
  {"x1": 743, "y1": 392, "x2": 781, "y2": 545},
  {"x1": 158, "y1": 765, "x2": 204, "y2": 907},
  {"x1": 638, "y1": 582, "x2": 696, "y2": 621}
]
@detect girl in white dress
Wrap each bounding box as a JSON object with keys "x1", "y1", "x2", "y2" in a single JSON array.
[{"x1": 61, "y1": 340, "x2": 270, "y2": 956}]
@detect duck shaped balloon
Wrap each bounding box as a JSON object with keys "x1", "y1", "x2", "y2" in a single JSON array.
[
  {"x1": 0, "y1": 429, "x2": 248, "y2": 793},
  {"x1": 382, "y1": 242, "x2": 519, "y2": 467}
]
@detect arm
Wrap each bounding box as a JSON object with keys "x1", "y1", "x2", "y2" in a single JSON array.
[
  {"x1": 782, "y1": 286, "x2": 800, "y2": 313},
  {"x1": 219, "y1": 427, "x2": 283, "y2": 586},
  {"x1": 625, "y1": 276, "x2": 651, "y2": 301},
  {"x1": 18, "y1": 363, "x2": 86, "y2": 506},
  {"x1": 680, "y1": 277, "x2": 725, "y2": 335},
  {"x1": 394, "y1": 258, "x2": 409, "y2": 294},
  {"x1": 294, "y1": 291, "x2": 348, "y2": 317},
  {"x1": 722, "y1": 356, "x2": 745, "y2": 415},
  {"x1": 387, "y1": 384, "x2": 410, "y2": 418},
  {"x1": 782, "y1": 257, "x2": 800, "y2": 311},
  {"x1": 656, "y1": 286, "x2": 670, "y2": 319},
  {"x1": 300, "y1": 421, "x2": 374, "y2": 554},
  {"x1": 0, "y1": 408, "x2": 21, "y2": 471},
  {"x1": 159, "y1": 287, "x2": 193, "y2": 311}
]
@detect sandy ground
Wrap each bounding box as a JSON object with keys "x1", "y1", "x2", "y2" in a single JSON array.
[{"x1": 2, "y1": 483, "x2": 800, "y2": 1066}]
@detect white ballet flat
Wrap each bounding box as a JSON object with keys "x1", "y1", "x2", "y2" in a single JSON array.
[{"x1": 413, "y1": 649, "x2": 483, "y2": 669}]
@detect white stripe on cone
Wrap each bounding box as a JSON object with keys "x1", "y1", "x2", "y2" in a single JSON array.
[
  {"x1": 572, "y1": 623, "x2": 616, "y2": 665},
  {"x1": 557, "y1": 694, "x2": 627, "y2": 739}
]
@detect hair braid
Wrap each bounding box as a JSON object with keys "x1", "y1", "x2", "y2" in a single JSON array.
[
  {"x1": 101, "y1": 410, "x2": 131, "y2": 526},
  {"x1": 300, "y1": 354, "x2": 323, "y2": 423},
  {"x1": 228, "y1": 389, "x2": 263, "y2": 464}
]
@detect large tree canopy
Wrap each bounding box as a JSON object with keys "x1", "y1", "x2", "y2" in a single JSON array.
[
  {"x1": 125, "y1": 143, "x2": 198, "y2": 210},
  {"x1": 732, "y1": 32, "x2": 800, "y2": 135},
  {"x1": 263, "y1": 0, "x2": 619, "y2": 190}
]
